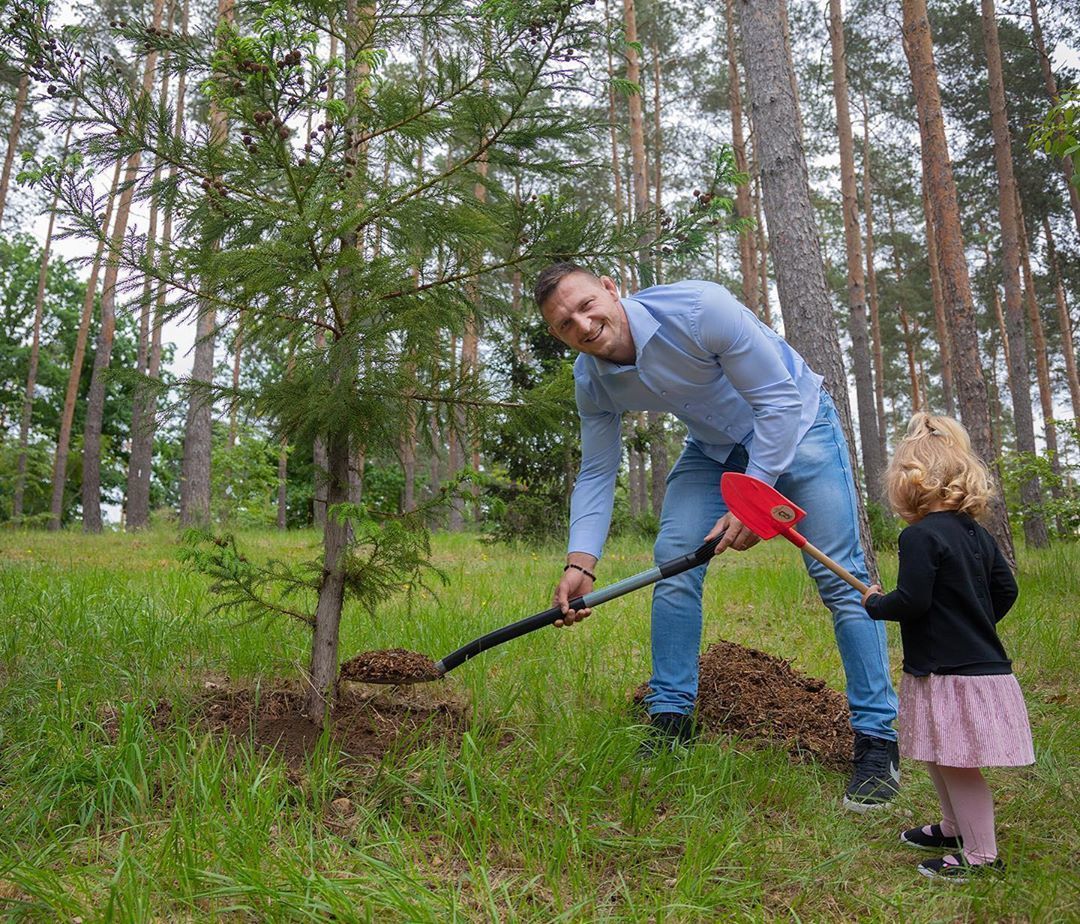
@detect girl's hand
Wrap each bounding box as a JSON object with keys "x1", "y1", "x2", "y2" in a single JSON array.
[{"x1": 861, "y1": 583, "x2": 883, "y2": 607}]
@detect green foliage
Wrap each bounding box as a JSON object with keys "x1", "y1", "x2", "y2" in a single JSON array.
[
  {"x1": 1001, "y1": 419, "x2": 1080, "y2": 541},
  {"x1": 0, "y1": 232, "x2": 146, "y2": 523},
  {"x1": 866, "y1": 500, "x2": 902, "y2": 552},
  {"x1": 211, "y1": 423, "x2": 280, "y2": 527},
  {"x1": 179, "y1": 501, "x2": 447, "y2": 627},
  {"x1": 1029, "y1": 87, "x2": 1080, "y2": 189}
]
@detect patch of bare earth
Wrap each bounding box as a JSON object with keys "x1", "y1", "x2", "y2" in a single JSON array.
[
  {"x1": 635, "y1": 640, "x2": 853, "y2": 771},
  {"x1": 197, "y1": 682, "x2": 468, "y2": 768}
]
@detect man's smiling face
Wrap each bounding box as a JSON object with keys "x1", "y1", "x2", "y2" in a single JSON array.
[{"x1": 541, "y1": 272, "x2": 635, "y2": 365}]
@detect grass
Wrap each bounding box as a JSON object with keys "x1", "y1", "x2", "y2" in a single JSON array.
[{"x1": 0, "y1": 526, "x2": 1077, "y2": 921}]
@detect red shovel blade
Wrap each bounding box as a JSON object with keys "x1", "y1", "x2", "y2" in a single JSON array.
[{"x1": 720, "y1": 472, "x2": 806, "y2": 540}]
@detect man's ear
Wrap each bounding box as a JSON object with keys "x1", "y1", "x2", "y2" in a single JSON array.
[{"x1": 599, "y1": 275, "x2": 619, "y2": 298}]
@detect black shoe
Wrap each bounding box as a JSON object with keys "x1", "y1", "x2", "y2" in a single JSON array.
[
  {"x1": 843, "y1": 732, "x2": 900, "y2": 812},
  {"x1": 901, "y1": 824, "x2": 963, "y2": 852},
  {"x1": 637, "y1": 712, "x2": 696, "y2": 757},
  {"x1": 917, "y1": 854, "x2": 1005, "y2": 883}
]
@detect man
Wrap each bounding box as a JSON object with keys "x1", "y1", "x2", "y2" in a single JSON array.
[{"x1": 537, "y1": 263, "x2": 900, "y2": 811}]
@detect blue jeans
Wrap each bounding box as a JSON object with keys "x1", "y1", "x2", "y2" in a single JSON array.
[{"x1": 645, "y1": 391, "x2": 898, "y2": 741}]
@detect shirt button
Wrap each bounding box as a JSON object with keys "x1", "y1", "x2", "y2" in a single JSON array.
[
  {"x1": 968, "y1": 530, "x2": 975, "y2": 536},
  {"x1": 706, "y1": 415, "x2": 712, "y2": 421},
  {"x1": 684, "y1": 403, "x2": 691, "y2": 409},
  {"x1": 661, "y1": 390, "x2": 668, "y2": 396}
]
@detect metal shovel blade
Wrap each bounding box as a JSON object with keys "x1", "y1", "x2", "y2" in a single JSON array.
[{"x1": 720, "y1": 472, "x2": 807, "y2": 539}]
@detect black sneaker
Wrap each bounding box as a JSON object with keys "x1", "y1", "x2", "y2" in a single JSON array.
[
  {"x1": 901, "y1": 824, "x2": 963, "y2": 852},
  {"x1": 843, "y1": 732, "x2": 900, "y2": 812},
  {"x1": 637, "y1": 712, "x2": 696, "y2": 757},
  {"x1": 917, "y1": 854, "x2": 1005, "y2": 883}
]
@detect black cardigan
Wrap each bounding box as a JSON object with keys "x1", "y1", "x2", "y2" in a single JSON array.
[{"x1": 864, "y1": 511, "x2": 1018, "y2": 676}]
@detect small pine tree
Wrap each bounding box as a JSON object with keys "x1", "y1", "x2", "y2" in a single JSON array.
[{"x1": 11, "y1": 0, "x2": 730, "y2": 724}]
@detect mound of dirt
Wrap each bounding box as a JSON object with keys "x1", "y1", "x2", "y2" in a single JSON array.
[
  {"x1": 198, "y1": 684, "x2": 466, "y2": 768},
  {"x1": 635, "y1": 640, "x2": 853, "y2": 771},
  {"x1": 339, "y1": 648, "x2": 442, "y2": 684}
]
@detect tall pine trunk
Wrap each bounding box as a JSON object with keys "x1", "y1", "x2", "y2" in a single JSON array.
[
  {"x1": 83, "y1": 0, "x2": 167, "y2": 532},
  {"x1": 14, "y1": 117, "x2": 74, "y2": 518},
  {"x1": 126, "y1": 14, "x2": 180, "y2": 529},
  {"x1": 828, "y1": 0, "x2": 882, "y2": 501},
  {"x1": 0, "y1": 74, "x2": 29, "y2": 227},
  {"x1": 1017, "y1": 208, "x2": 1063, "y2": 517},
  {"x1": 921, "y1": 177, "x2": 954, "y2": 415},
  {"x1": 738, "y1": 0, "x2": 878, "y2": 580},
  {"x1": 624, "y1": 0, "x2": 651, "y2": 279},
  {"x1": 1043, "y1": 216, "x2": 1080, "y2": 423},
  {"x1": 180, "y1": 0, "x2": 233, "y2": 527},
  {"x1": 648, "y1": 43, "x2": 669, "y2": 513},
  {"x1": 860, "y1": 91, "x2": 888, "y2": 459},
  {"x1": 901, "y1": 0, "x2": 1014, "y2": 566},
  {"x1": 1029, "y1": 0, "x2": 1080, "y2": 239},
  {"x1": 726, "y1": 0, "x2": 757, "y2": 311},
  {"x1": 48, "y1": 159, "x2": 123, "y2": 530},
  {"x1": 980, "y1": 0, "x2": 1047, "y2": 548}
]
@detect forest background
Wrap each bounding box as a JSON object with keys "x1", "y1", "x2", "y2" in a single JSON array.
[{"x1": 2, "y1": 0, "x2": 1080, "y2": 918}]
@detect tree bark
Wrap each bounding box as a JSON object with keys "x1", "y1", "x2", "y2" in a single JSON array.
[
  {"x1": 921, "y1": 177, "x2": 954, "y2": 415},
  {"x1": 48, "y1": 159, "x2": 123, "y2": 530},
  {"x1": 227, "y1": 319, "x2": 243, "y2": 450},
  {"x1": 648, "y1": 411, "x2": 668, "y2": 518},
  {"x1": 652, "y1": 42, "x2": 664, "y2": 285},
  {"x1": 303, "y1": 428, "x2": 350, "y2": 723},
  {"x1": 82, "y1": 0, "x2": 168, "y2": 532},
  {"x1": 13, "y1": 117, "x2": 75, "y2": 519},
  {"x1": 647, "y1": 44, "x2": 669, "y2": 513},
  {"x1": 125, "y1": 193, "x2": 159, "y2": 527},
  {"x1": 860, "y1": 91, "x2": 887, "y2": 460},
  {"x1": 179, "y1": 0, "x2": 233, "y2": 527},
  {"x1": 828, "y1": 0, "x2": 883, "y2": 502},
  {"x1": 727, "y1": 0, "x2": 757, "y2": 311},
  {"x1": 887, "y1": 203, "x2": 923, "y2": 414},
  {"x1": 752, "y1": 153, "x2": 772, "y2": 327},
  {"x1": 624, "y1": 0, "x2": 652, "y2": 279},
  {"x1": 604, "y1": 0, "x2": 629, "y2": 288},
  {"x1": 127, "y1": 0, "x2": 187, "y2": 530},
  {"x1": 980, "y1": 0, "x2": 1048, "y2": 548},
  {"x1": 1029, "y1": 0, "x2": 1080, "y2": 238},
  {"x1": 1043, "y1": 216, "x2": 1080, "y2": 422},
  {"x1": 738, "y1": 0, "x2": 878, "y2": 580},
  {"x1": 1018, "y1": 208, "x2": 1064, "y2": 535},
  {"x1": 900, "y1": 0, "x2": 1014, "y2": 567},
  {"x1": 0, "y1": 74, "x2": 29, "y2": 228}
]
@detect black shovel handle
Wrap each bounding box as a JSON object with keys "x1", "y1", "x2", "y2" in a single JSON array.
[{"x1": 434, "y1": 531, "x2": 726, "y2": 676}]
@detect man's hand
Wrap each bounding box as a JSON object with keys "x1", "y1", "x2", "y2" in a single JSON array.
[
  {"x1": 553, "y1": 552, "x2": 597, "y2": 627},
  {"x1": 861, "y1": 583, "x2": 883, "y2": 607},
  {"x1": 707, "y1": 511, "x2": 760, "y2": 554}
]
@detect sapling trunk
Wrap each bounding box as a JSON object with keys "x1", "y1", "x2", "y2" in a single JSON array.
[{"x1": 304, "y1": 427, "x2": 352, "y2": 724}]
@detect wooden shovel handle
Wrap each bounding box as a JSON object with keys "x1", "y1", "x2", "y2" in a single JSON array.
[{"x1": 801, "y1": 541, "x2": 870, "y2": 595}]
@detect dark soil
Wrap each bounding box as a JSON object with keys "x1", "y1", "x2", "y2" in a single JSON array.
[
  {"x1": 339, "y1": 648, "x2": 442, "y2": 685},
  {"x1": 198, "y1": 683, "x2": 467, "y2": 768},
  {"x1": 635, "y1": 640, "x2": 853, "y2": 771}
]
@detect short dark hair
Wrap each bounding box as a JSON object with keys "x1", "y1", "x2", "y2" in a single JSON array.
[{"x1": 533, "y1": 262, "x2": 592, "y2": 311}]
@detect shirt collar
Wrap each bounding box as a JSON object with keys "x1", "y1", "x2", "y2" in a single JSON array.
[{"x1": 592, "y1": 296, "x2": 661, "y2": 375}]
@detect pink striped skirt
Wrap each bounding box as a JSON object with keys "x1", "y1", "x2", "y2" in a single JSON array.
[{"x1": 899, "y1": 672, "x2": 1035, "y2": 768}]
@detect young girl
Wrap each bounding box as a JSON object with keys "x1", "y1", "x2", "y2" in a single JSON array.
[{"x1": 862, "y1": 413, "x2": 1034, "y2": 882}]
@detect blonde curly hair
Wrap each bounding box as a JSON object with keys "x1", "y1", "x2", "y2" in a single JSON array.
[{"x1": 884, "y1": 412, "x2": 992, "y2": 522}]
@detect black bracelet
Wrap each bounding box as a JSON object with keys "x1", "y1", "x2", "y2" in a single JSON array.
[{"x1": 563, "y1": 562, "x2": 596, "y2": 581}]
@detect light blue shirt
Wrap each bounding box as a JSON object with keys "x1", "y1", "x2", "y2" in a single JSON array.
[{"x1": 569, "y1": 280, "x2": 824, "y2": 560}]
